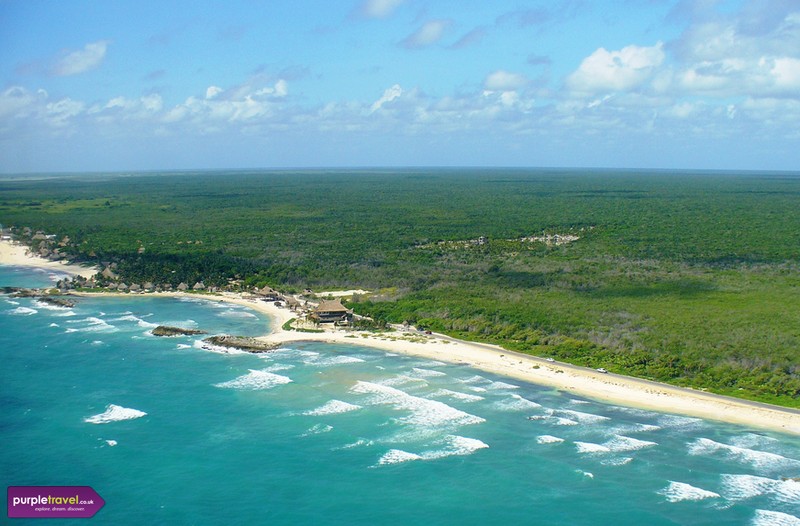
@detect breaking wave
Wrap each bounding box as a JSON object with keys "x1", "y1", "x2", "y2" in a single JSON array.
[
  {"x1": 214, "y1": 369, "x2": 293, "y2": 390},
  {"x1": 659, "y1": 481, "x2": 721, "y2": 503},
  {"x1": 84, "y1": 404, "x2": 147, "y2": 424},
  {"x1": 303, "y1": 399, "x2": 362, "y2": 416}
]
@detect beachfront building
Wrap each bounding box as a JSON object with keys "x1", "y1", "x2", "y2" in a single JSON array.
[
  {"x1": 256, "y1": 286, "x2": 280, "y2": 301},
  {"x1": 311, "y1": 299, "x2": 353, "y2": 325}
]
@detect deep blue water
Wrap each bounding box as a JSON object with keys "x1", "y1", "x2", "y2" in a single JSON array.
[{"x1": 2, "y1": 266, "x2": 799, "y2": 525}]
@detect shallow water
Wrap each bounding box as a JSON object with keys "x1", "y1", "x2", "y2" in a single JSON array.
[{"x1": 2, "y1": 266, "x2": 799, "y2": 525}]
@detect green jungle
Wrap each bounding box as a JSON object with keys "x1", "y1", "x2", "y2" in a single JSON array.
[{"x1": 1, "y1": 169, "x2": 799, "y2": 407}]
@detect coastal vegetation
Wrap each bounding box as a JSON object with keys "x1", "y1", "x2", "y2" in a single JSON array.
[{"x1": 1, "y1": 169, "x2": 799, "y2": 406}]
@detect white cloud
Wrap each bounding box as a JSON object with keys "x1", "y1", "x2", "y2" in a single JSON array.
[
  {"x1": 45, "y1": 98, "x2": 85, "y2": 127},
  {"x1": 484, "y1": 70, "x2": 529, "y2": 91},
  {"x1": 0, "y1": 86, "x2": 38, "y2": 119},
  {"x1": 370, "y1": 84, "x2": 403, "y2": 113},
  {"x1": 206, "y1": 86, "x2": 224, "y2": 99},
  {"x1": 770, "y1": 57, "x2": 800, "y2": 90},
  {"x1": 567, "y1": 42, "x2": 665, "y2": 93},
  {"x1": 359, "y1": 0, "x2": 404, "y2": 18},
  {"x1": 53, "y1": 41, "x2": 109, "y2": 76},
  {"x1": 400, "y1": 20, "x2": 451, "y2": 48}
]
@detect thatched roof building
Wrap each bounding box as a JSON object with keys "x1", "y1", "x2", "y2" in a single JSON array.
[{"x1": 311, "y1": 299, "x2": 353, "y2": 324}]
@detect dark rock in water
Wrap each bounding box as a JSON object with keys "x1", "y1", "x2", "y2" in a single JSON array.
[
  {"x1": 152, "y1": 325, "x2": 208, "y2": 337},
  {"x1": 36, "y1": 296, "x2": 76, "y2": 308},
  {"x1": 203, "y1": 335, "x2": 278, "y2": 353}
]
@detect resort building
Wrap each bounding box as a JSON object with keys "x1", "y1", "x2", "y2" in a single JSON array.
[{"x1": 311, "y1": 299, "x2": 353, "y2": 325}]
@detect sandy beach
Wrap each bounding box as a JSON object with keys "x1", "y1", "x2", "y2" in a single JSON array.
[
  {"x1": 2, "y1": 243, "x2": 798, "y2": 435},
  {"x1": 0, "y1": 238, "x2": 98, "y2": 279}
]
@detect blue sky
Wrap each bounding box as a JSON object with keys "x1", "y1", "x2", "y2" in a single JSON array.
[{"x1": 1, "y1": 0, "x2": 798, "y2": 172}]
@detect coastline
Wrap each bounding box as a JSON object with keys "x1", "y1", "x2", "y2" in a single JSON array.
[
  {"x1": 2, "y1": 246, "x2": 798, "y2": 436},
  {"x1": 72, "y1": 290, "x2": 800, "y2": 436},
  {"x1": 0, "y1": 238, "x2": 98, "y2": 279}
]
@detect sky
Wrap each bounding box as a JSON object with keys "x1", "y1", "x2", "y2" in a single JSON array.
[{"x1": 0, "y1": 0, "x2": 798, "y2": 172}]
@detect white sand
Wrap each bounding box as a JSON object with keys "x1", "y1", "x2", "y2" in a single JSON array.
[
  {"x1": 0, "y1": 239, "x2": 98, "y2": 279},
  {"x1": 3, "y1": 242, "x2": 797, "y2": 436},
  {"x1": 250, "y1": 313, "x2": 799, "y2": 436}
]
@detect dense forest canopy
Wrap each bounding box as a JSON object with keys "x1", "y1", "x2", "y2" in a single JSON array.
[{"x1": 2, "y1": 168, "x2": 799, "y2": 406}]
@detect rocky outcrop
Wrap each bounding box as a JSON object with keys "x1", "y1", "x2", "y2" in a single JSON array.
[
  {"x1": 36, "y1": 296, "x2": 76, "y2": 308},
  {"x1": 202, "y1": 335, "x2": 278, "y2": 353},
  {"x1": 152, "y1": 326, "x2": 208, "y2": 337}
]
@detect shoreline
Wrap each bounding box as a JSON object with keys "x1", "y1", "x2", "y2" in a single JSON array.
[
  {"x1": 70, "y1": 290, "x2": 800, "y2": 436},
  {"x1": 2, "y1": 247, "x2": 798, "y2": 435},
  {"x1": 0, "y1": 238, "x2": 98, "y2": 279}
]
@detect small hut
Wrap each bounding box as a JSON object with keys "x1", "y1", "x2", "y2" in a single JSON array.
[
  {"x1": 177, "y1": 283, "x2": 189, "y2": 292},
  {"x1": 257, "y1": 286, "x2": 280, "y2": 301},
  {"x1": 193, "y1": 281, "x2": 206, "y2": 291}
]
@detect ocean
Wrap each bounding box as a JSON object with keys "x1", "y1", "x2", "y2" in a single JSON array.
[{"x1": 2, "y1": 265, "x2": 799, "y2": 525}]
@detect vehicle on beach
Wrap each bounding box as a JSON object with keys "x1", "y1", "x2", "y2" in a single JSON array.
[{"x1": 596, "y1": 368, "x2": 608, "y2": 374}]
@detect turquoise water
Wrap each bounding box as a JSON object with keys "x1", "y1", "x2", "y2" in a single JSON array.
[{"x1": 2, "y1": 266, "x2": 799, "y2": 525}]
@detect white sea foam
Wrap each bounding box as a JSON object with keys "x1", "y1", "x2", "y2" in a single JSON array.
[
  {"x1": 466, "y1": 386, "x2": 488, "y2": 393},
  {"x1": 493, "y1": 393, "x2": 542, "y2": 412},
  {"x1": 33, "y1": 300, "x2": 71, "y2": 310},
  {"x1": 601, "y1": 457, "x2": 633, "y2": 466},
  {"x1": 5, "y1": 299, "x2": 20, "y2": 305},
  {"x1": 419, "y1": 435, "x2": 489, "y2": 460},
  {"x1": 575, "y1": 442, "x2": 612, "y2": 454},
  {"x1": 193, "y1": 339, "x2": 248, "y2": 355},
  {"x1": 375, "y1": 436, "x2": 488, "y2": 466},
  {"x1": 305, "y1": 355, "x2": 366, "y2": 367},
  {"x1": 263, "y1": 363, "x2": 294, "y2": 373},
  {"x1": 300, "y1": 423, "x2": 333, "y2": 437},
  {"x1": 176, "y1": 344, "x2": 192, "y2": 349},
  {"x1": 430, "y1": 389, "x2": 484, "y2": 403},
  {"x1": 659, "y1": 481, "x2": 721, "y2": 503},
  {"x1": 90, "y1": 340, "x2": 103, "y2": 346},
  {"x1": 752, "y1": 510, "x2": 800, "y2": 526},
  {"x1": 105, "y1": 440, "x2": 118, "y2": 447},
  {"x1": 65, "y1": 316, "x2": 117, "y2": 333},
  {"x1": 604, "y1": 435, "x2": 658, "y2": 452},
  {"x1": 52, "y1": 310, "x2": 77, "y2": 317},
  {"x1": 109, "y1": 314, "x2": 158, "y2": 328},
  {"x1": 609, "y1": 423, "x2": 662, "y2": 435},
  {"x1": 49, "y1": 322, "x2": 59, "y2": 327},
  {"x1": 689, "y1": 438, "x2": 800, "y2": 472},
  {"x1": 459, "y1": 375, "x2": 488, "y2": 384},
  {"x1": 411, "y1": 367, "x2": 447, "y2": 378},
  {"x1": 217, "y1": 309, "x2": 258, "y2": 319},
  {"x1": 378, "y1": 449, "x2": 422, "y2": 465},
  {"x1": 304, "y1": 400, "x2": 362, "y2": 416},
  {"x1": 214, "y1": 369, "x2": 293, "y2": 390},
  {"x1": 536, "y1": 435, "x2": 565, "y2": 445},
  {"x1": 575, "y1": 435, "x2": 657, "y2": 455},
  {"x1": 553, "y1": 409, "x2": 610, "y2": 425},
  {"x1": 721, "y1": 474, "x2": 800, "y2": 505},
  {"x1": 8, "y1": 306, "x2": 37, "y2": 315},
  {"x1": 485, "y1": 380, "x2": 520, "y2": 391},
  {"x1": 528, "y1": 414, "x2": 579, "y2": 426},
  {"x1": 350, "y1": 381, "x2": 485, "y2": 430},
  {"x1": 380, "y1": 375, "x2": 428, "y2": 387},
  {"x1": 730, "y1": 433, "x2": 780, "y2": 450},
  {"x1": 658, "y1": 414, "x2": 705, "y2": 430},
  {"x1": 84, "y1": 404, "x2": 147, "y2": 424},
  {"x1": 338, "y1": 438, "x2": 374, "y2": 450}
]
